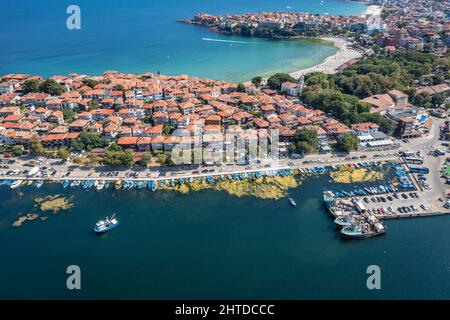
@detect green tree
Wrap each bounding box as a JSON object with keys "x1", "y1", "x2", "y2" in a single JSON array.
[
  {"x1": 88, "y1": 101, "x2": 99, "y2": 111},
  {"x1": 62, "y1": 107, "x2": 76, "y2": 123},
  {"x1": 113, "y1": 84, "x2": 125, "y2": 91},
  {"x1": 11, "y1": 145, "x2": 24, "y2": 157},
  {"x1": 21, "y1": 79, "x2": 41, "y2": 94},
  {"x1": 140, "y1": 152, "x2": 152, "y2": 166},
  {"x1": 29, "y1": 135, "x2": 44, "y2": 155},
  {"x1": 163, "y1": 123, "x2": 172, "y2": 136},
  {"x1": 267, "y1": 73, "x2": 296, "y2": 90},
  {"x1": 251, "y1": 76, "x2": 263, "y2": 88},
  {"x1": 83, "y1": 79, "x2": 100, "y2": 89},
  {"x1": 38, "y1": 79, "x2": 64, "y2": 96},
  {"x1": 236, "y1": 83, "x2": 246, "y2": 92},
  {"x1": 71, "y1": 131, "x2": 108, "y2": 152},
  {"x1": 335, "y1": 134, "x2": 358, "y2": 153},
  {"x1": 103, "y1": 150, "x2": 135, "y2": 167},
  {"x1": 56, "y1": 148, "x2": 70, "y2": 160},
  {"x1": 290, "y1": 128, "x2": 318, "y2": 154},
  {"x1": 431, "y1": 93, "x2": 445, "y2": 108}
]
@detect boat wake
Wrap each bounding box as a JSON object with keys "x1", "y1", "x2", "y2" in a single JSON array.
[{"x1": 202, "y1": 38, "x2": 255, "y2": 44}]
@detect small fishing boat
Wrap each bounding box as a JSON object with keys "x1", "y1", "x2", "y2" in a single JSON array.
[
  {"x1": 35, "y1": 180, "x2": 44, "y2": 188},
  {"x1": 94, "y1": 214, "x2": 119, "y2": 234},
  {"x1": 288, "y1": 197, "x2": 297, "y2": 207}
]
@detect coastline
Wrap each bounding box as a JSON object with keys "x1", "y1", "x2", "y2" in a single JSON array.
[{"x1": 289, "y1": 37, "x2": 362, "y2": 79}]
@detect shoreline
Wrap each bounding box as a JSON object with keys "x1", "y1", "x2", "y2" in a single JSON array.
[{"x1": 289, "y1": 36, "x2": 363, "y2": 79}]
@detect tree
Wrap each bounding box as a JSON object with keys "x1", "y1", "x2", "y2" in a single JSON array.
[
  {"x1": 62, "y1": 107, "x2": 76, "y2": 123},
  {"x1": 163, "y1": 123, "x2": 172, "y2": 136},
  {"x1": 412, "y1": 92, "x2": 432, "y2": 108},
  {"x1": 21, "y1": 79, "x2": 41, "y2": 94},
  {"x1": 290, "y1": 128, "x2": 318, "y2": 154},
  {"x1": 83, "y1": 79, "x2": 99, "y2": 89},
  {"x1": 251, "y1": 76, "x2": 263, "y2": 88},
  {"x1": 71, "y1": 131, "x2": 108, "y2": 152},
  {"x1": 236, "y1": 83, "x2": 246, "y2": 92},
  {"x1": 57, "y1": 148, "x2": 70, "y2": 160},
  {"x1": 113, "y1": 84, "x2": 125, "y2": 91},
  {"x1": 335, "y1": 134, "x2": 358, "y2": 153},
  {"x1": 140, "y1": 152, "x2": 152, "y2": 166},
  {"x1": 431, "y1": 93, "x2": 445, "y2": 108},
  {"x1": 38, "y1": 79, "x2": 64, "y2": 96},
  {"x1": 12, "y1": 145, "x2": 24, "y2": 157},
  {"x1": 29, "y1": 135, "x2": 44, "y2": 155},
  {"x1": 88, "y1": 101, "x2": 99, "y2": 111},
  {"x1": 103, "y1": 150, "x2": 135, "y2": 167},
  {"x1": 267, "y1": 73, "x2": 296, "y2": 90}
]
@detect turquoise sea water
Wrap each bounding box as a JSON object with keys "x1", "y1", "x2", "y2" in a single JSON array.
[
  {"x1": 0, "y1": 0, "x2": 366, "y2": 82},
  {"x1": 0, "y1": 175, "x2": 449, "y2": 299}
]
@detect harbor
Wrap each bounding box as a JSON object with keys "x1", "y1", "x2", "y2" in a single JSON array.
[{"x1": 2, "y1": 155, "x2": 449, "y2": 240}]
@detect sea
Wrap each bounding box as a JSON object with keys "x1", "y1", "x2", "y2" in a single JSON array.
[
  {"x1": 0, "y1": 0, "x2": 449, "y2": 300},
  {"x1": 0, "y1": 175, "x2": 449, "y2": 299},
  {"x1": 0, "y1": 0, "x2": 367, "y2": 82}
]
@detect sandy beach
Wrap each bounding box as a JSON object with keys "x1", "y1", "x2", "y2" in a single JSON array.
[{"x1": 290, "y1": 37, "x2": 362, "y2": 79}]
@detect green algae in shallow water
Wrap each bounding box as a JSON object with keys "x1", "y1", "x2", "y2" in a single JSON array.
[
  {"x1": 163, "y1": 175, "x2": 300, "y2": 200},
  {"x1": 34, "y1": 195, "x2": 74, "y2": 213}
]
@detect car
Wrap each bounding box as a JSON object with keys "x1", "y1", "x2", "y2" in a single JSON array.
[
  {"x1": 3, "y1": 153, "x2": 13, "y2": 158},
  {"x1": 401, "y1": 194, "x2": 408, "y2": 199}
]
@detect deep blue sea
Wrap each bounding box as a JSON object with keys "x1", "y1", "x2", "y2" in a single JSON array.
[
  {"x1": 0, "y1": 175, "x2": 449, "y2": 299},
  {"x1": 0, "y1": 0, "x2": 366, "y2": 82}
]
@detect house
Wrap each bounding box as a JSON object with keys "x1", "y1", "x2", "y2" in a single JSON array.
[
  {"x1": 322, "y1": 122, "x2": 352, "y2": 138},
  {"x1": 48, "y1": 111, "x2": 64, "y2": 124},
  {"x1": 69, "y1": 120, "x2": 89, "y2": 132},
  {"x1": 351, "y1": 123, "x2": 380, "y2": 136},
  {"x1": 117, "y1": 136, "x2": 139, "y2": 150},
  {"x1": 21, "y1": 93, "x2": 49, "y2": 106},
  {"x1": 281, "y1": 82, "x2": 300, "y2": 96},
  {"x1": 361, "y1": 90, "x2": 409, "y2": 114},
  {"x1": 279, "y1": 113, "x2": 298, "y2": 128},
  {"x1": 0, "y1": 106, "x2": 21, "y2": 118}
]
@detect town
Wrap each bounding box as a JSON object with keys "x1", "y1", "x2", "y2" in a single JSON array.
[
  {"x1": 185, "y1": 0, "x2": 449, "y2": 57},
  {"x1": 0, "y1": 0, "x2": 449, "y2": 239}
]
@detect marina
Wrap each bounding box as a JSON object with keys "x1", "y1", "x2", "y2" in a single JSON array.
[{"x1": 2, "y1": 157, "x2": 449, "y2": 240}]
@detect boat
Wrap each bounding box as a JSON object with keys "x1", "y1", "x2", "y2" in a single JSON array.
[
  {"x1": 323, "y1": 191, "x2": 336, "y2": 210},
  {"x1": 63, "y1": 180, "x2": 69, "y2": 189},
  {"x1": 35, "y1": 180, "x2": 44, "y2": 188},
  {"x1": 334, "y1": 215, "x2": 353, "y2": 228},
  {"x1": 288, "y1": 197, "x2": 297, "y2": 207},
  {"x1": 340, "y1": 224, "x2": 366, "y2": 239},
  {"x1": 27, "y1": 166, "x2": 40, "y2": 177},
  {"x1": 94, "y1": 214, "x2": 119, "y2": 234},
  {"x1": 10, "y1": 180, "x2": 23, "y2": 189},
  {"x1": 151, "y1": 181, "x2": 157, "y2": 192},
  {"x1": 96, "y1": 180, "x2": 105, "y2": 191}
]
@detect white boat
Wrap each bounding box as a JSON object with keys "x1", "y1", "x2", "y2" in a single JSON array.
[
  {"x1": 94, "y1": 214, "x2": 119, "y2": 234},
  {"x1": 10, "y1": 180, "x2": 23, "y2": 189},
  {"x1": 27, "y1": 166, "x2": 40, "y2": 177},
  {"x1": 96, "y1": 180, "x2": 105, "y2": 190}
]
